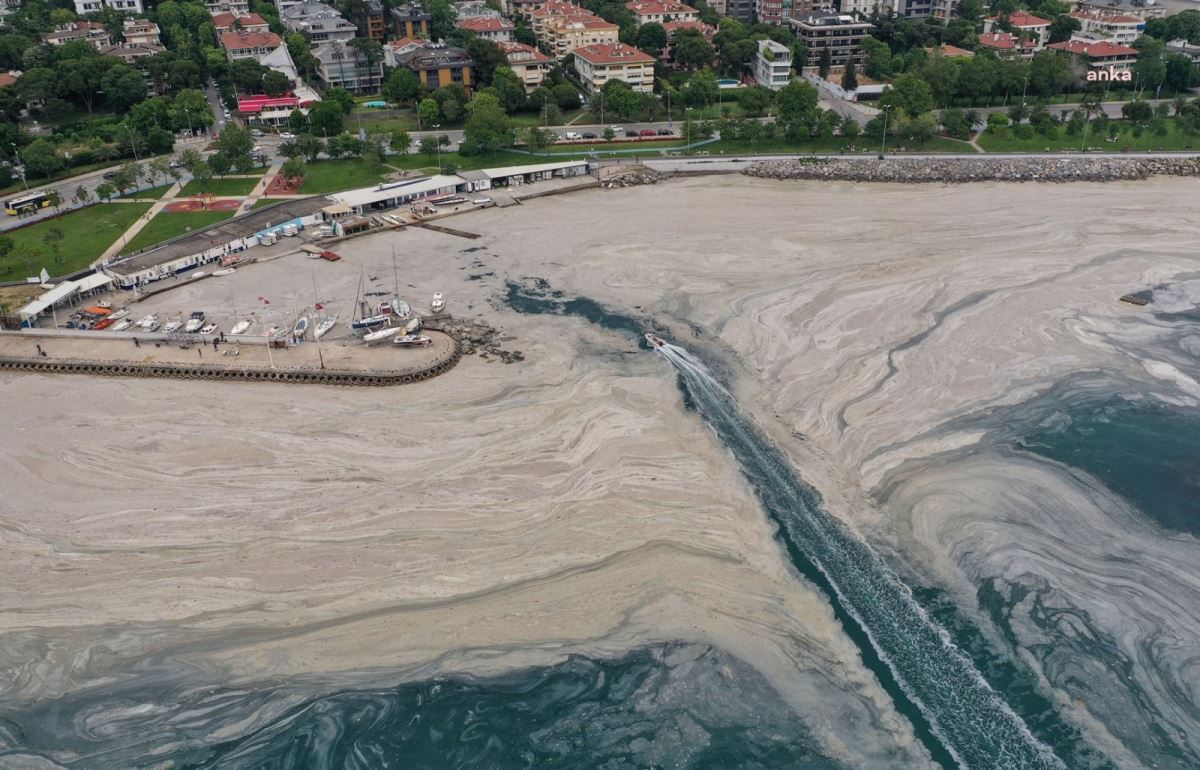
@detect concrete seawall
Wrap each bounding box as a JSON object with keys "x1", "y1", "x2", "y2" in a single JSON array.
[{"x1": 743, "y1": 156, "x2": 1200, "y2": 183}]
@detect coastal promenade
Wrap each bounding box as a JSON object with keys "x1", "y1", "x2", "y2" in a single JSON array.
[{"x1": 0, "y1": 330, "x2": 461, "y2": 386}]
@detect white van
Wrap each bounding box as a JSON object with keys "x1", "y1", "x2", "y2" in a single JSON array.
[{"x1": 564, "y1": 131, "x2": 581, "y2": 140}]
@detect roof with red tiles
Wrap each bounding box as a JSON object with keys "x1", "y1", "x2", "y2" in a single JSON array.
[
  {"x1": 220, "y1": 30, "x2": 284, "y2": 50},
  {"x1": 573, "y1": 41, "x2": 655, "y2": 64}
]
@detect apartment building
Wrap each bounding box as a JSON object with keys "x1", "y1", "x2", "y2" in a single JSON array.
[
  {"x1": 1069, "y1": 8, "x2": 1144, "y2": 45},
  {"x1": 1048, "y1": 38, "x2": 1139, "y2": 76},
  {"x1": 625, "y1": 0, "x2": 698, "y2": 26},
  {"x1": 454, "y1": 0, "x2": 501, "y2": 18},
  {"x1": 391, "y1": 2, "x2": 432, "y2": 37},
  {"x1": 384, "y1": 35, "x2": 429, "y2": 66},
  {"x1": 211, "y1": 12, "x2": 270, "y2": 34},
  {"x1": 205, "y1": 0, "x2": 250, "y2": 15},
  {"x1": 752, "y1": 39, "x2": 792, "y2": 89},
  {"x1": 42, "y1": 21, "x2": 112, "y2": 49},
  {"x1": 573, "y1": 41, "x2": 655, "y2": 93},
  {"x1": 976, "y1": 30, "x2": 1038, "y2": 57},
  {"x1": 282, "y1": 1, "x2": 359, "y2": 43},
  {"x1": 74, "y1": 0, "x2": 142, "y2": 15},
  {"x1": 395, "y1": 43, "x2": 476, "y2": 93},
  {"x1": 312, "y1": 39, "x2": 383, "y2": 93},
  {"x1": 1076, "y1": 0, "x2": 1164, "y2": 20},
  {"x1": 983, "y1": 11, "x2": 1051, "y2": 49},
  {"x1": 497, "y1": 41, "x2": 553, "y2": 91},
  {"x1": 457, "y1": 15, "x2": 516, "y2": 41},
  {"x1": 530, "y1": 1, "x2": 592, "y2": 38},
  {"x1": 221, "y1": 29, "x2": 286, "y2": 60},
  {"x1": 348, "y1": 0, "x2": 388, "y2": 40},
  {"x1": 787, "y1": 13, "x2": 873, "y2": 67},
  {"x1": 122, "y1": 18, "x2": 161, "y2": 47}
]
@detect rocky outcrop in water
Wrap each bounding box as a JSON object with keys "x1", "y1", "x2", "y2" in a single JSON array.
[
  {"x1": 437, "y1": 317, "x2": 525, "y2": 363},
  {"x1": 744, "y1": 156, "x2": 1200, "y2": 184},
  {"x1": 602, "y1": 168, "x2": 665, "y2": 188}
]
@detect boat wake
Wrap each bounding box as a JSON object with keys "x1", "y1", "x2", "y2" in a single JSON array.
[{"x1": 649, "y1": 339, "x2": 1065, "y2": 770}]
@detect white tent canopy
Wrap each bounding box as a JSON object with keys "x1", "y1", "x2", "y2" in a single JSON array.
[
  {"x1": 17, "y1": 281, "x2": 77, "y2": 320},
  {"x1": 74, "y1": 272, "x2": 112, "y2": 293}
]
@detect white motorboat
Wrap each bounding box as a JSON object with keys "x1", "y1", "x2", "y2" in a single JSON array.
[
  {"x1": 645, "y1": 333, "x2": 666, "y2": 349},
  {"x1": 109, "y1": 309, "x2": 130, "y2": 320},
  {"x1": 315, "y1": 315, "x2": 338, "y2": 339},
  {"x1": 293, "y1": 316, "x2": 309, "y2": 340},
  {"x1": 363, "y1": 326, "x2": 400, "y2": 345},
  {"x1": 231, "y1": 320, "x2": 251, "y2": 335},
  {"x1": 402, "y1": 318, "x2": 422, "y2": 335},
  {"x1": 431, "y1": 293, "x2": 445, "y2": 313},
  {"x1": 200, "y1": 323, "x2": 218, "y2": 335},
  {"x1": 393, "y1": 334, "x2": 432, "y2": 347},
  {"x1": 135, "y1": 314, "x2": 158, "y2": 329},
  {"x1": 191, "y1": 271, "x2": 207, "y2": 279},
  {"x1": 163, "y1": 319, "x2": 183, "y2": 333},
  {"x1": 184, "y1": 311, "x2": 205, "y2": 333},
  {"x1": 97, "y1": 300, "x2": 112, "y2": 309},
  {"x1": 111, "y1": 319, "x2": 132, "y2": 332},
  {"x1": 213, "y1": 267, "x2": 236, "y2": 276}
]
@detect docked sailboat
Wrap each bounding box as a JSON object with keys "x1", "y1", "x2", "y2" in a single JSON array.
[
  {"x1": 231, "y1": 320, "x2": 251, "y2": 335},
  {"x1": 293, "y1": 316, "x2": 309, "y2": 340},
  {"x1": 315, "y1": 314, "x2": 338, "y2": 339},
  {"x1": 363, "y1": 326, "x2": 401, "y2": 345}
]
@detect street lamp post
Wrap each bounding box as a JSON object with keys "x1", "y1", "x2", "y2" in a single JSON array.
[
  {"x1": 125, "y1": 123, "x2": 141, "y2": 162},
  {"x1": 879, "y1": 104, "x2": 891, "y2": 159},
  {"x1": 686, "y1": 107, "x2": 694, "y2": 152},
  {"x1": 432, "y1": 123, "x2": 442, "y2": 173},
  {"x1": 183, "y1": 106, "x2": 193, "y2": 137},
  {"x1": 667, "y1": 91, "x2": 672, "y2": 127},
  {"x1": 10, "y1": 143, "x2": 28, "y2": 191}
]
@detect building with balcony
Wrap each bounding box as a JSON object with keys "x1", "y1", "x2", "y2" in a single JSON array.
[
  {"x1": 787, "y1": 13, "x2": 873, "y2": 67},
  {"x1": 624, "y1": 0, "x2": 698, "y2": 26},
  {"x1": 43, "y1": 21, "x2": 113, "y2": 49},
  {"x1": 212, "y1": 11, "x2": 270, "y2": 34},
  {"x1": 976, "y1": 30, "x2": 1037, "y2": 57},
  {"x1": 530, "y1": 0, "x2": 591, "y2": 37},
  {"x1": 395, "y1": 43, "x2": 476, "y2": 93},
  {"x1": 457, "y1": 15, "x2": 516, "y2": 41},
  {"x1": 1076, "y1": 0, "x2": 1164, "y2": 20},
  {"x1": 391, "y1": 2, "x2": 432, "y2": 37},
  {"x1": 544, "y1": 15, "x2": 619, "y2": 58},
  {"x1": 573, "y1": 41, "x2": 655, "y2": 93},
  {"x1": 454, "y1": 0, "x2": 501, "y2": 18},
  {"x1": 1048, "y1": 38, "x2": 1140, "y2": 79},
  {"x1": 752, "y1": 39, "x2": 792, "y2": 89},
  {"x1": 1069, "y1": 8, "x2": 1144, "y2": 45},
  {"x1": 206, "y1": 0, "x2": 250, "y2": 15},
  {"x1": 74, "y1": 0, "x2": 142, "y2": 15},
  {"x1": 384, "y1": 35, "x2": 429, "y2": 66},
  {"x1": 983, "y1": 11, "x2": 1050, "y2": 49},
  {"x1": 347, "y1": 0, "x2": 387, "y2": 40},
  {"x1": 122, "y1": 18, "x2": 161, "y2": 47},
  {"x1": 221, "y1": 29, "x2": 286, "y2": 60},
  {"x1": 281, "y1": 1, "x2": 359, "y2": 43},
  {"x1": 497, "y1": 41, "x2": 553, "y2": 91},
  {"x1": 312, "y1": 39, "x2": 383, "y2": 93}
]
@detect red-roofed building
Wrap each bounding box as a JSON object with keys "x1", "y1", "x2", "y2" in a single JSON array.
[
  {"x1": 0, "y1": 71, "x2": 19, "y2": 88},
  {"x1": 497, "y1": 41, "x2": 553, "y2": 91},
  {"x1": 662, "y1": 19, "x2": 715, "y2": 63},
  {"x1": 236, "y1": 92, "x2": 316, "y2": 126},
  {"x1": 384, "y1": 36, "x2": 429, "y2": 66},
  {"x1": 212, "y1": 12, "x2": 270, "y2": 33},
  {"x1": 977, "y1": 31, "x2": 1037, "y2": 58},
  {"x1": 1048, "y1": 39, "x2": 1139, "y2": 79},
  {"x1": 456, "y1": 15, "x2": 516, "y2": 42},
  {"x1": 573, "y1": 42, "x2": 655, "y2": 93},
  {"x1": 983, "y1": 11, "x2": 1051, "y2": 48},
  {"x1": 220, "y1": 30, "x2": 284, "y2": 60},
  {"x1": 544, "y1": 15, "x2": 620, "y2": 58},
  {"x1": 625, "y1": 0, "x2": 698, "y2": 26},
  {"x1": 530, "y1": 1, "x2": 592, "y2": 38},
  {"x1": 1069, "y1": 9, "x2": 1144, "y2": 45}
]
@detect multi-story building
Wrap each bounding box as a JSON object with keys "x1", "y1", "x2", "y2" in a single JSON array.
[
  {"x1": 1075, "y1": 0, "x2": 1164, "y2": 20},
  {"x1": 212, "y1": 11, "x2": 270, "y2": 34},
  {"x1": 122, "y1": 18, "x2": 161, "y2": 47},
  {"x1": 236, "y1": 93, "x2": 315, "y2": 126},
  {"x1": 43, "y1": 21, "x2": 112, "y2": 49},
  {"x1": 454, "y1": 0, "x2": 501, "y2": 18},
  {"x1": 98, "y1": 42, "x2": 164, "y2": 93},
  {"x1": 282, "y1": 1, "x2": 359, "y2": 43},
  {"x1": 501, "y1": 0, "x2": 543, "y2": 17},
  {"x1": 530, "y1": 1, "x2": 591, "y2": 38},
  {"x1": 384, "y1": 35, "x2": 429, "y2": 66},
  {"x1": 497, "y1": 41, "x2": 552, "y2": 91},
  {"x1": 572, "y1": 41, "x2": 655, "y2": 93},
  {"x1": 662, "y1": 19, "x2": 715, "y2": 62},
  {"x1": 723, "y1": 0, "x2": 753, "y2": 22},
  {"x1": 395, "y1": 43, "x2": 476, "y2": 93},
  {"x1": 74, "y1": 0, "x2": 142, "y2": 15},
  {"x1": 312, "y1": 39, "x2": 384, "y2": 93},
  {"x1": 1165, "y1": 37, "x2": 1200, "y2": 64},
  {"x1": 391, "y1": 2, "x2": 432, "y2": 37},
  {"x1": 752, "y1": 39, "x2": 792, "y2": 89},
  {"x1": 221, "y1": 29, "x2": 286, "y2": 60},
  {"x1": 1069, "y1": 8, "x2": 1144, "y2": 45},
  {"x1": 544, "y1": 15, "x2": 619, "y2": 58},
  {"x1": 976, "y1": 30, "x2": 1037, "y2": 57},
  {"x1": 457, "y1": 15, "x2": 516, "y2": 41},
  {"x1": 205, "y1": 0, "x2": 250, "y2": 15},
  {"x1": 983, "y1": 11, "x2": 1050, "y2": 49},
  {"x1": 787, "y1": 13, "x2": 873, "y2": 67},
  {"x1": 348, "y1": 0, "x2": 387, "y2": 41},
  {"x1": 624, "y1": 0, "x2": 698, "y2": 26},
  {"x1": 1048, "y1": 38, "x2": 1139, "y2": 77},
  {"x1": 755, "y1": 0, "x2": 786, "y2": 25}
]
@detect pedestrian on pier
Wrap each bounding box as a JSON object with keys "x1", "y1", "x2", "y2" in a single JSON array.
[
  {"x1": 197, "y1": 347, "x2": 202, "y2": 358},
  {"x1": 35, "y1": 343, "x2": 42, "y2": 356},
  {"x1": 133, "y1": 337, "x2": 140, "y2": 348}
]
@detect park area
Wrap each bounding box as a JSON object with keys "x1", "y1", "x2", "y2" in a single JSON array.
[
  {"x1": 0, "y1": 202, "x2": 152, "y2": 280},
  {"x1": 178, "y1": 176, "x2": 260, "y2": 197},
  {"x1": 977, "y1": 118, "x2": 1200, "y2": 153},
  {"x1": 122, "y1": 209, "x2": 236, "y2": 253}
]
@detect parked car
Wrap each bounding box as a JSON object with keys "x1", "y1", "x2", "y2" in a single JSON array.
[
  {"x1": 657, "y1": 128, "x2": 674, "y2": 136},
  {"x1": 250, "y1": 128, "x2": 264, "y2": 137},
  {"x1": 625, "y1": 130, "x2": 639, "y2": 137},
  {"x1": 610, "y1": 127, "x2": 622, "y2": 133},
  {"x1": 102, "y1": 170, "x2": 118, "y2": 179},
  {"x1": 279, "y1": 132, "x2": 296, "y2": 140},
  {"x1": 581, "y1": 132, "x2": 597, "y2": 139},
  {"x1": 564, "y1": 131, "x2": 581, "y2": 140},
  {"x1": 168, "y1": 160, "x2": 183, "y2": 169},
  {"x1": 639, "y1": 129, "x2": 657, "y2": 137}
]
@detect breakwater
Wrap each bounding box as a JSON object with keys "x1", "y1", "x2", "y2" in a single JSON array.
[{"x1": 744, "y1": 156, "x2": 1200, "y2": 183}]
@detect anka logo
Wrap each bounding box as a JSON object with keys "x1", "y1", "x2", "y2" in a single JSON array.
[{"x1": 1087, "y1": 66, "x2": 1132, "y2": 82}]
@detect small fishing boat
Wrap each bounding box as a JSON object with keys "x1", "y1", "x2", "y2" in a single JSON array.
[
  {"x1": 393, "y1": 334, "x2": 432, "y2": 347},
  {"x1": 431, "y1": 293, "x2": 445, "y2": 313},
  {"x1": 163, "y1": 319, "x2": 183, "y2": 333},
  {"x1": 213, "y1": 267, "x2": 236, "y2": 276},
  {"x1": 315, "y1": 314, "x2": 338, "y2": 339},
  {"x1": 135, "y1": 313, "x2": 158, "y2": 329},
  {"x1": 109, "y1": 309, "x2": 130, "y2": 320},
  {"x1": 97, "y1": 300, "x2": 112, "y2": 309},
  {"x1": 293, "y1": 316, "x2": 309, "y2": 339},
  {"x1": 231, "y1": 320, "x2": 251, "y2": 335},
  {"x1": 363, "y1": 326, "x2": 400, "y2": 345},
  {"x1": 184, "y1": 311, "x2": 206, "y2": 333},
  {"x1": 200, "y1": 323, "x2": 219, "y2": 335},
  {"x1": 402, "y1": 318, "x2": 422, "y2": 335},
  {"x1": 111, "y1": 319, "x2": 132, "y2": 332}
]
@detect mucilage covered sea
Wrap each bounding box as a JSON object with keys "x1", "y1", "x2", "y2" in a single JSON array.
[{"x1": 2, "y1": 278, "x2": 1197, "y2": 770}]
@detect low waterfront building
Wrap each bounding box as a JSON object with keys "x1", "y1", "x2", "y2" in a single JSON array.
[
  {"x1": 16, "y1": 272, "x2": 113, "y2": 327},
  {"x1": 395, "y1": 43, "x2": 476, "y2": 93},
  {"x1": 237, "y1": 93, "x2": 316, "y2": 125},
  {"x1": 474, "y1": 159, "x2": 591, "y2": 187},
  {"x1": 312, "y1": 39, "x2": 384, "y2": 93},
  {"x1": 456, "y1": 15, "x2": 516, "y2": 42},
  {"x1": 788, "y1": 13, "x2": 873, "y2": 68},
  {"x1": 329, "y1": 175, "x2": 466, "y2": 214},
  {"x1": 391, "y1": 2, "x2": 432, "y2": 38},
  {"x1": 752, "y1": 39, "x2": 792, "y2": 90},
  {"x1": 497, "y1": 41, "x2": 553, "y2": 92},
  {"x1": 573, "y1": 42, "x2": 655, "y2": 94}
]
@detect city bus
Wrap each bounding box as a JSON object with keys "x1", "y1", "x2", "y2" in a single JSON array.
[{"x1": 3, "y1": 190, "x2": 53, "y2": 216}]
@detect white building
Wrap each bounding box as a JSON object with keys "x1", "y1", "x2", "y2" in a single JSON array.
[
  {"x1": 74, "y1": 0, "x2": 142, "y2": 15},
  {"x1": 572, "y1": 41, "x2": 655, "y2": 94},
  {"x1": 753, "y1": 39, "x2": 791, "y2": 90}
]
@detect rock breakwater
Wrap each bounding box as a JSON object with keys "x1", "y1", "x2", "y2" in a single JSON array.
[{"x1": 745, "y1": 156, "x2": 1200, "y2": 184}]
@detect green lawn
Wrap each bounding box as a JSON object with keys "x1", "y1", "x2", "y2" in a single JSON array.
[
  {"x1": 178, "y1": 176, "x2": 261, "y2": 197},
  {"x1": 976, "y1": 119, "x2": 1198, "y2": 152},
  {"x1": 696, "y1": 135, "x2": 968, "y2": 155},
  {"x1": 0, "y1": 201, "x2": 152, "y2": 279},
  {"x1": 252, "y1": 197, "x2": 287, "y2": 209},
  {"x1": 118, "y1": 183, "x2": 173, "y2": 200},
  {"x1": 122, "y1": 209, "x2": 236, "y2": 254},
  {"x1": 297, "y1": 159, "x2": 389, "y2": 193}
]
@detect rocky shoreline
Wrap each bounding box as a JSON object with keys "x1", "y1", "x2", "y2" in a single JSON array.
[{"x1": 743, "y1": 156, "x2": 1200, "y2": 184}]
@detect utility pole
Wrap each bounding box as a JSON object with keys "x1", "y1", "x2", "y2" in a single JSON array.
[
  {"x1": 879, "y1": 104, "x2": 891, "y2": 159},
  {"x1": 10, "y1": 143, "x2": 28, "y2": 191},
  {"x1": 433, "y1": 123, "x2": 442, "y2": 173}
]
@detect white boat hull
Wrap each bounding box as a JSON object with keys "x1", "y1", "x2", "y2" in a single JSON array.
[
  {"x1": 363, "y1": 327, "x2": 400, "y2": 344},
  {"x1": 231, "y1": 321, "x2": 251, "y2": 335}
]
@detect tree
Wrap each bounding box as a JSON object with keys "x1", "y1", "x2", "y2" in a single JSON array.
[
  {"x1": 281, "y1": 157, "x2": 306, "y2": 182},
  {"x1": 466, "y1": 37, "x2": 507, "y2": 86},
  {"x1": 818, "y1": 47, "x2": 832, "y2": 80},
  {"x1": 636, "y1": 22, "x2": 668, "y2": 58},
  {"x1": 461, "y1": 92, "x2": 515, "y2": 155},
  {"x1": 683, "y1": 69, "x2": 719, "y2": 107},
  {"x1": 111, "y1": 160, "x2": 142, "y2": 195},
  {"x1": 289, "y1": 109, "x2": 308, "y2": 133},
  {"x1": 490, "y1": 66, "x2": 527, "y2": 113},
  {"x1": 841, "y1": 60, "x2": 858, "y2": 92},
  {"x1": 190, "y1": 161, "x2": 213, "y2": 192},
  {"x1": 95, "y1": 182, "x2": 116, "y2": 203},
  {"x1": 1048, "y1": 14, "x2": 1081, "y2": 44},
  {"x1": 603, "y1": 126, "x2": 615, "y2": 141},
  {"x1": 309, "y1": 100, "x2": 345, "y2": 137},
  {"x1": 880, "y1": 72, "x2": 933, "y2": 119},
  {"x1": 208, "y1": 151, "x2": 233, "y2": 177},
  {"x1": 525, "y1": 125, "x2": 554, "y2": 151},
  {"x1": 601, "y1": 79, "x2": 643, "y2": 120},
  {"x1": 1121, "y1": 100, "x2": 1154, "y2": 123},
  {"x1": 58, "y1": 56, "x2": 108, "y2": 114},
  {"x1": 939, "y1": 107, "x2": 970, "y2": 140},
  {"x1": 73, "y1": 185, "x2": 91, "y2": 206},
  {"x1": 45, "y1": 227, "x2": 64, "y2": 266},
  {"x1": 101, "y1": 64, "x2": 149, "y2": 112},
  {"x1": 262, "y1": 69, "x2": 290, "y2": 96},
  {"x1": 417, "y1": 97, "x2": 440, "y2": 129},
  {"x1": 736, "y1": 85, "x2": 772, "y2": 117},
  {"x1": 775, "y1": 79, "x2": 819, "y2": 140},
  {"x1": 279, "y1": 140, "x2": 302, "y2": 159},
  {"x1": 21, "y1": 139, "x2": 62, "y2": 178},
  {"x1": 987, "y1": 111, "x2": 1010, "y2": 133},
  {"x1": 420, "y1": 135, "x2": 438, "y2": 158},
  {"x1": 383, "y1": 67, "x2": 422, "y2": 105},
  {"x1": 296, "y1": 134, "x2": 324, "y2": 161},
  {"x1": 841, "y1": 115, "x2": 860, "y2": 143},
  {"x1": 324, "y1": 87, "x2": 357, "y2": 115},
  {"x1": 1028, "y1": 50, "x2": 1070, "y2": 97},
  {"x1": 552, "y1": 82, "x2": 581, "y2": 110},
  {"x1": 390, "y1": 129, "x2": 412, "y2": 156},
  {"x1": 1163, "y1": 53, "x2": 1196, "y2": 93},
  {"x1": 674, "y1": 29, "x2": 715, "y2": 70},
  {"x1": 214, "y1": 125, "x2": 255, "y2": 171},
  {"x1": 171, "y1": 88, "x2": 213, "y2": 132},
  {"x1": 45, "y1": 189, "x2": 62, "y2": 214}
]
